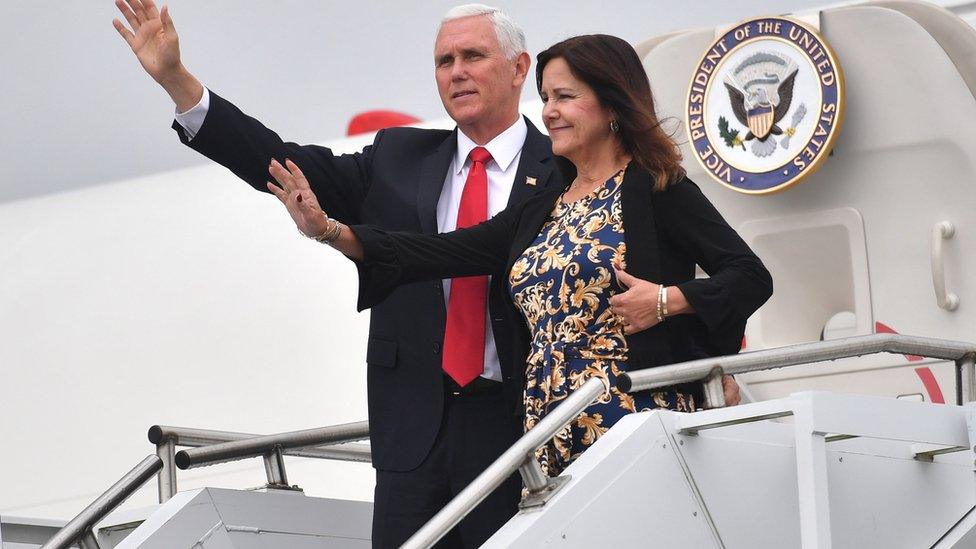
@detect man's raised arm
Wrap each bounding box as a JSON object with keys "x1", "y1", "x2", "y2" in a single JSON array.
[
  {"x1": 112, "y1": 0, "x2": 202, "y2": 112},
  {"x1": 111, "y1": 0, "x2": 373, "y2": 225}
]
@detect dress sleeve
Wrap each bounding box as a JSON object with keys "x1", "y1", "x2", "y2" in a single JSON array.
[
  {"x1": 656, "y1": 178, "x2": 773, "y2": 354},
  {"x1": 348, "y1": 200, "x2": 525, "y2": 311},
  {"x1": 173, "y1": 90, "x2": 373, "y2": 225}
]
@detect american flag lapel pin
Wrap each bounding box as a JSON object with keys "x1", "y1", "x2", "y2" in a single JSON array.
[{"x1": 525, "y1": 176, "x2": 537, "y2": 186}]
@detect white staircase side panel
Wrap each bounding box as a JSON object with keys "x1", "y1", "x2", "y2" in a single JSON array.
[
  {"x1": 933, "y1": 506, "x2": 976, "y2": 548},
  {"x1": 489, "y1": 393, "x2": 976, "y2": 548},
  {"x1": 111, "y1": 488, "x2": 371, "y2": 548},
  {"x1": 484, "y1": 412, "x2": 720, "y2": 548}
]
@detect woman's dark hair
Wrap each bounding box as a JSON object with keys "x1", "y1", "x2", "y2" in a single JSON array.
[{"x1": 536, "y1": 34, "x2": 684, "y2": 191}]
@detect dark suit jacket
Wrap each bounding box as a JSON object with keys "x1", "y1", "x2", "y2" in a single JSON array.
[
  {"x1": 173, "y1": 91, "x2": 559, "y2": 471},
  {"x1": 350, "y1": 163, "x2": 773, "y2": 392}
]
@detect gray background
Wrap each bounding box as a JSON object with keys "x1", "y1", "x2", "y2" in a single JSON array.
[{"x1": 3, "y1": 0, "x2": 847, "y2": 204}]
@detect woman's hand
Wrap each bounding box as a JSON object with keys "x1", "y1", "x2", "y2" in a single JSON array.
[
  {"x1": 609, "y1": 269, "x2": 661, "y2": 334},
  {"x1": 612, "y1": 269, "x2": 740, "y2": 405},
  {"x1": 723, "y1": 375, "x2": 741, "y2": 406},
  {"x1": 267, "y1": 159, "x2": 331, "y2": 238},
  {"x1": 266, "y1": 158, "x2": 365, "y2": 260},
  {"x1": 610, "y1": 268, "x2": 693, "y2": 335}
]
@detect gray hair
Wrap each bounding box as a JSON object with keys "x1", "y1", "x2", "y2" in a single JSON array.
[{"x1": 441, "y1": 4, "x2": 527, "y2": 60}]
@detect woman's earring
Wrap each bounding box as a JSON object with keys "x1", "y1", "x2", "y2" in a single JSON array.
[{"x1": 610, "y1": 119, "x2": 620, "y2": 133}]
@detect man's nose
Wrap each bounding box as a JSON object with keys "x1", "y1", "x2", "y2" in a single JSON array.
[{"x1": 450, "y1": 61, "x2": 467, "y2": 81}]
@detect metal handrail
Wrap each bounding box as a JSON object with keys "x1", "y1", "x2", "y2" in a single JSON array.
[
  {"x1": 174, "y1": 421, "x2": 370, "y2": 470},
  {"x1": 619, "y1": 334, "x2": 976, "y2": 404},
  {"x1": 150, "y1": 424, "x2": 372, "y2": 502},
  {"x1": 149, "y1": 425, "x2": 372, "y2": 461},
  {"x1": 41, "y1": 455, "x2": 162, "y2": 549},
  {"x1": 401, "y1": 377, "x2": 607, "y2": 549}
]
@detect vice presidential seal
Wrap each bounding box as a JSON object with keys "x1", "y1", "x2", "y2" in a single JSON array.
[{"x1": 686, "y1": 16, "x2": 844, "y2": 194}]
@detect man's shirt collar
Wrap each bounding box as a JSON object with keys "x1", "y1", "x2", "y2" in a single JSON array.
[{"x1": 454, "y1": 116, "x2": 528, "y2": 174}]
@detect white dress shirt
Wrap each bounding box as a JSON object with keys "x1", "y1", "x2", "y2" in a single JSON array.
[
  {"x1": 174, "y1": 88, "x2": 528, "y2": 382},
  {"x1": 174, "y1": 87, "x2": 210, "y2": 139},
  {"x1": 437, "y1": 118, "x2": 526, "y2": 382}
]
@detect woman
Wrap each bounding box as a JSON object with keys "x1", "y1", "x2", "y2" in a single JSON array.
[{"x1": 268, "y1": 35, "x2": 772, "y2": 477}]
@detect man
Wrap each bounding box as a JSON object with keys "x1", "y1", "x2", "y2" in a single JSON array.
[
  {"x1": 113, "y1": 2, "x2": 739, "y2": 546},
  {"x1": 114, "y1": 2, "x2": 550, "y2": 547}
]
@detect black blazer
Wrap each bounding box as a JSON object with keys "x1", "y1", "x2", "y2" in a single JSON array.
[
  {"x1": 173, "y1": 91, "x2": 559, "y2": 471},
  {"x1": 351, "y1": 163, "x2": 773, "y2": 397}
]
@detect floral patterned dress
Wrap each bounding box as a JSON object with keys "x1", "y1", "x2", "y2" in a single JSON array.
[{"x1": 508, "y1": 168, "x2": 696, "y2": 477}]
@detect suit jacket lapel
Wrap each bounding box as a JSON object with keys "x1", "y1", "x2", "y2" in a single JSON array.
[
  {"x1": 507, "y1": 118, "x2": 557, "y2": 207},
  {"x1": 416, "y1": 130, "x2": 457, "y2": 235}
]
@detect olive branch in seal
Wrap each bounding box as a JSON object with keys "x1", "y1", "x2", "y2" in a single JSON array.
[{"x1": 718, "y1": 116, "x2": 746, "y2": 150}]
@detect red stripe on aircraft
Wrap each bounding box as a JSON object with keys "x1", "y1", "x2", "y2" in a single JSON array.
[
  {"x1": 914, "y1": 367, "x2": 946, "y2": 404},
  {"x1": 875, "y1": 321, "x2": 944, "y2": 403}
]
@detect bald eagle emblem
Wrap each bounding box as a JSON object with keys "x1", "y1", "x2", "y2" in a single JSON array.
[
  {"x1": 686, "y1": 15, "x2": 844, "y2": 194},
  {"x1": 722, "y1": 52, "x2": 801, "y2": 157}
]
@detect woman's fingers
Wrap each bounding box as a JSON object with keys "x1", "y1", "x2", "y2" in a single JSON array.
[
  {"x1": 266, "y1": 181, "x2": 288, "y2": 203},
  {"x1": 269, "y1": 159, "x2": 294, "y2": 192},
  {"x1": 269, "y1": 158, "x2": 312, "y2": 196},
  {"x1": 267, "y1": 161, "x2": 330, "y2": 238},
  {"x1": 615, "y1": 268, "x2": 639, "y2": 289},
  {"x1": 722, "y1": 375, "x2": 742, "y2": 406},
  {"x1": 284, "y1": 159, "x2": 311, "y2": 190}
]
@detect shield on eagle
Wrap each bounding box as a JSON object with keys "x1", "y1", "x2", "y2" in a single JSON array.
[{"x1": 747, "y1": 105, "x2": 775, "y2": 139}]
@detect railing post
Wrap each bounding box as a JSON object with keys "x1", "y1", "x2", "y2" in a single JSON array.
[
  {"x1": 701, "y1": 367, "x2": 726, "y2": 409},
  {"x1": 517, "y1": 456, "x2": 571, "y2": 510},
  {"x1": 155, "y1": 438, "x2": 177, "y2": 503},
  {"x1": 263, "y1": 447, "x2": 290, "y2": 488},
  {"x1": 78, "y1": 530, "x2": 100, "y2": 549},
  {"x1": 957, "y1": 353, "x2": 976, "y2": 404},
  {"x1": 518, "y1": 455, "x2": 548, "y2": 492}
]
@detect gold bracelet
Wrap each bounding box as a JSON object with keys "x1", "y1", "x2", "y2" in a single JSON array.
[{"x1": 656, "y1": 284, "x2": 665, "y2": 323}]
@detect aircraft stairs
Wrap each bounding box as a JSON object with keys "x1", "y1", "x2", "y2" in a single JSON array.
[{"x1": 5, "y1": 333, "x2": 976, "y2": 549}]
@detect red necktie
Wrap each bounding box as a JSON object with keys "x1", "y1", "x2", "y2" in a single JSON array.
[{"x1": 443, "y1": 147, "x2": 492, "y2": 387}]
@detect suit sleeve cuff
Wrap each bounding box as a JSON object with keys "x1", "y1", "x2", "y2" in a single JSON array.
[
  {"x1": 348, "y1": 225, "x2": 403, "y2": 312},
  {"x1": 676, "y1": 278, "x2": 744, "y2": 356},
  {"x1": 173, "y1": 87, "x2": 211, "y2": 141}
]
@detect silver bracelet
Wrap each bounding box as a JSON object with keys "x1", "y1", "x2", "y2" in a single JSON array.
[
  {"x1": 661, "y1": 285, "x2": 669, "y2": 319},
  {"x1": 303, "y1": 214, "x2": 342, "y2": 244}
]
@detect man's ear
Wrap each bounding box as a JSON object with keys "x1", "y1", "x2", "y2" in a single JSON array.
[{"x1": 513, "y1": 51, "x2": 531, "y2": 86}]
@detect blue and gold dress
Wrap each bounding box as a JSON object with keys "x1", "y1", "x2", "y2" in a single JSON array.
[{"x1": 508, "y1": 168, "x2": 695, "y2": 477}]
